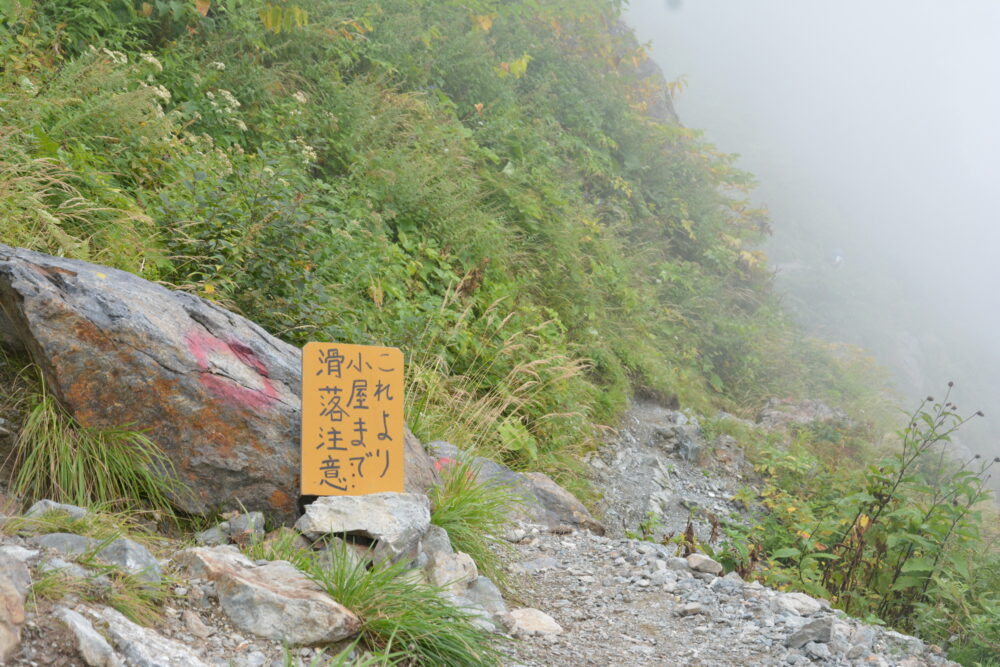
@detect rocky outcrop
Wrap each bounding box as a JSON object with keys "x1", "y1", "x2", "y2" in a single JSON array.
[
  {"x1": 428, "y1": 441, "x2": 605, "y2": 534},
  {"x1": 0, "y1": 244, "x2": 302, "y2": 520},
  {"x1": 295, "y1": 492, "x2": 431, "y2": 562},
  {"x1": 0, "y1": 245, "x2": 441, "y2": 522},
  {"x1": 173, "y1": 546, "x2": 361, "y2": 645},
  {"x1": 756, "y1": 398, "x2": 850, "y2": 430}
]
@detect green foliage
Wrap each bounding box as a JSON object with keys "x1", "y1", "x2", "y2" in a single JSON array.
[
  {"x1": 0, "y1": 0, "x2": 867, "y2": 495},
  {"x1": 241, "y1": 530, "x2": 503, "y2": 665},
  {"x1": 20, "y1": 509, "x2": 174, "y2": 625},
  {"x1": 2, "y1": 506, "x2": 165, "y2": 548},
  {"x1": 10, "y1": 374, "x2": 186, "y2": 517},
  {"x1": 281, "y1": 642, "x2": 405, "y2": 667},
  {"x1": 625, "y1": 511, "x2": 662, "y2": 542},
  {"x1": 429, "y1": 458, "x2": 522, "y2": 590},
  {"x1": 719, "y1": 387, "x2": 1000, "y2": 664},
  {"x1": 30, "y1": 563, "x2": 172, "y2": 626},
  {"x1": 310, "y1": 541, "x2": 504, "y2": 666}
]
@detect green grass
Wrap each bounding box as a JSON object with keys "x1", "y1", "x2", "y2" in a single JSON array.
[
  {"x1": 242, "y1": 533, "x2": 504, "y2": 666},
  {"x1": 1, "y1": 507, "x2": 165, "y2": 548},
  {"x1": 311, "y1": 541, "x2": 504, "y2": 667},
  {"x1": 429, "y1": 458, "x2": 523, "y2": 592},
  {"x1": 9, "y1": 377, "x2": 186, "y2": 517},
  {"x1": 29, "y1": 539, "x2": 174, "y2": 626}
]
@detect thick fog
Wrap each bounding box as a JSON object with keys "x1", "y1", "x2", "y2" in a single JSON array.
[{"x1": 625, "y1": 0, "x2": 1000, "y2": 458}]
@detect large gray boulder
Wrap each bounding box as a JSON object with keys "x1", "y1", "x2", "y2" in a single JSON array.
[
  {"x1": 0, "y1": 245, "x2": 302, "y2": 520},
  {"x1": 0, "y1": 245, "x2": 440, "y2": 521}
]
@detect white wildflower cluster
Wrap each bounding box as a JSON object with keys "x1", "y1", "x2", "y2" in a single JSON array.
[
  {"x1": 101, "y1": 47, "x2": 128, "y2": 65},
  {"x1": 18, "y1": 76, "x2": 37, "y2": 95},
  {"x1": 139, "y1": 53, "x2": 163, "y2": 73},
  {"x1": 210, "y1": 61, "x2": 226, "y2": 71},
  {"x1": 292, "y1": 136, "x2": 318, "y2": 165},
  {"x1": 218, "y1": 89, "x2": 241, "y2": 110},
  {"x1": 292, "y1": 90, "x2": 308, "y2": 104},
  {"x1": 180, "y1": 132, "x2": 234, "y2": 176},
  {"x1": 150, "y1": 85, "x2": 171, "y2": 102},
  {"x1": 204, "y1": 89, "x2": 245, "y2": 131}
]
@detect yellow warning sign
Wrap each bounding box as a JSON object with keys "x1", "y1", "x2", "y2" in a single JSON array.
[{"x1": 301, "y1": 342, "x2": 404, "y2": 495}]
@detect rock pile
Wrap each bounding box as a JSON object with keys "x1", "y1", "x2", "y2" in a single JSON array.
[{"x1": 0, "y1": 488, "x2": 526, "y2": 666}]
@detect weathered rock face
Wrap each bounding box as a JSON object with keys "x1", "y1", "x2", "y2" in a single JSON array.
[
  {"x1": 0, "y1": 551, "x2": 30, "y2": 661},
  {"x1": 295, "y1": 492, "x2": 431, "y2": 562},
  {"x1": 56, "y1": 607, "x2": 123, "y2": 667},
  {"x1": 0, "y1": 245, "x2": 303, "y2": 520},
  {"x1": 173, "y1": 545, "x2": 361, "y2": 645},
  {"x1": 757, "y1": 398, "x2": 850, "y2": 430},
  {"x1": 0, "y1": 246, "x2": 442, "y2": 522},
  {"x1": 86, "y1": 605, "x2": 211, "y2": 667},
  {"x1": 404, "y1": 427, "x2": 441, "y2": 496}
]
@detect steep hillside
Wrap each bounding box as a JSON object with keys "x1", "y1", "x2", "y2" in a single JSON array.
[
  {"x1": 0, "y1": 0, "x2": 885, "y2": 488},
  {"x1": 2, "y1": 2, "x2": 999, "y2": 665}
]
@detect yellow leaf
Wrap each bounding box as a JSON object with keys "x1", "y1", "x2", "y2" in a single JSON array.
[
  {"x1": 203, "y1": 283, "x2": 216, "y2": 294},
  {"x1": 472, "y1": 13, "x2": 496, "y2": 32},
  {"x1": 195, "y1": 0, "x2": 210, "y2": 17},
  {"x1": 139, "y1": 2, "x2": 153, "y2": 17}
]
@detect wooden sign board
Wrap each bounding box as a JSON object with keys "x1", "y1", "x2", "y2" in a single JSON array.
[{"x1": 301, "y1": 342, "x2": 404, "y2": 495}]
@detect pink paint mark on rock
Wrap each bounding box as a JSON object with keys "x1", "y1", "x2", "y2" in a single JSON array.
[
  {"x1": 228, "y1": 340, "x2": 270, "y2": 377},
  {"x1": 434, "y1": 457, "x2": 456, "y2": 472},
  {"x1": 185, "y1": 330, "x2": 278, "y2": 410}
]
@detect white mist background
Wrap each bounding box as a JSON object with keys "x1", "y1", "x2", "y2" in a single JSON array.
[{"x1": 624, "y1": 0, "x2": 1000, "y2": 458}]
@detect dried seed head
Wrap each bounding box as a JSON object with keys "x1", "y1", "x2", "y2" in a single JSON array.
[
  {"x1": 926, "y1": 396, "x2": 935, "y2": 402},
  {"x1": 948, "y1": 380, "x2": 955, "y2": 387},
  {"x1": 977, "y1": 410, "x2": 985, "y2": 417}
]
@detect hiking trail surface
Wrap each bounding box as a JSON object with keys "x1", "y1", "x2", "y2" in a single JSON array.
[{"x1": 500, "y1": 401, "x2": 957, "y2": 667}]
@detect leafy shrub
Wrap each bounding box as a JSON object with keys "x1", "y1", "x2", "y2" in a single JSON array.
[{"x1": 717, "y1": 387, "x2": 1000, "y2": 664}]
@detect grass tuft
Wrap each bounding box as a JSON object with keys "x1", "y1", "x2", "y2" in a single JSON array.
[
  {"x1": 311, "y1": 541, "x2": 504, "y2": 667},
  {"x1": 429, "y1": 458, "x2": 522, "y2": 593},
  {"x1": 1, "y1": 507, "x2": 165, "y2": 548},
  {"x1": 9, "y1": 375, "x2": 186, "y2": 517},
  {"x1": 29, "y1": 549, "x2": 173, "y2": 626},
  {"x1": 240, "y1": 532, "x2": 504, "y2": 666}
]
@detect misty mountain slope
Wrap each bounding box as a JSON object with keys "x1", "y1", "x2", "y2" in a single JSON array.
[{"x1": 624, "y1": 0, "x2": 1000, "y2": 468}]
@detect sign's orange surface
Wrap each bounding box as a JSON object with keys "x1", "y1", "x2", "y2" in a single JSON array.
[{"x1": 301, "y1": 342, "x2": 404, "y2": 495}]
